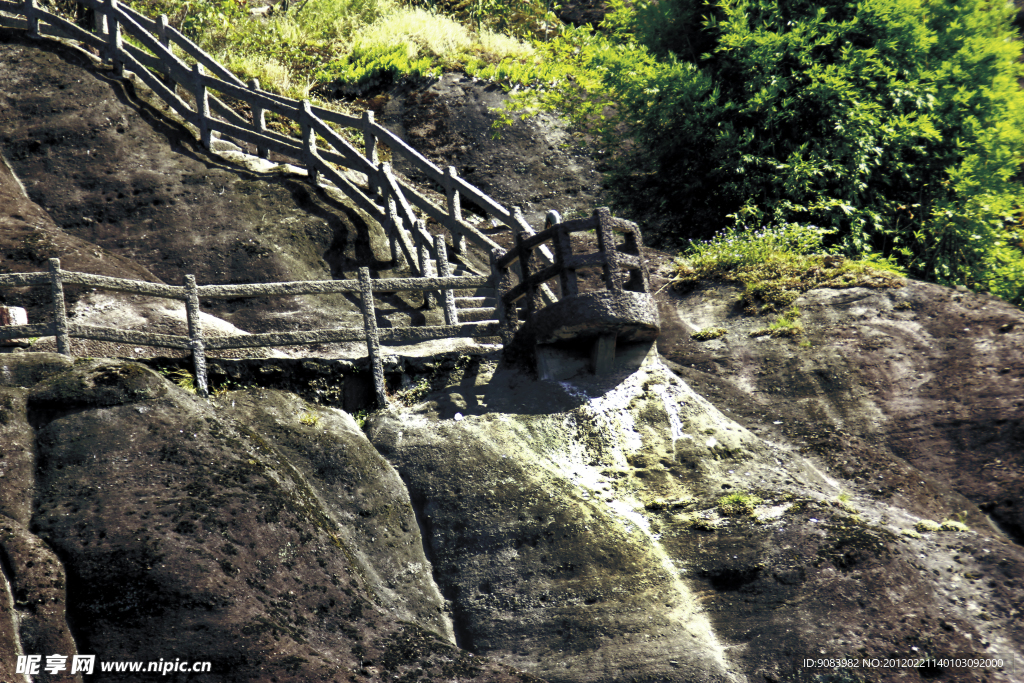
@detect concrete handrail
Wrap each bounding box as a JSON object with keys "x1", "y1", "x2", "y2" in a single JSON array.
[
  {"x1": 0, "y1": 258, "x2": 497, "y2": 404},
  {"x1": 0, "y1": 0, "x2": 556, "y2": 277},
  {"x1": 490, "y1": 208, "x2": 650, "y2": 340}
]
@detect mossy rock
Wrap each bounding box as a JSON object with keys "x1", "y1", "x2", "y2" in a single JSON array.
[
  {"x1": 691, "y1": 326, "x2": 728, "y2": 341},
  {"x1": 28, "y1": 359, "x2": 168, "y2": 413}
]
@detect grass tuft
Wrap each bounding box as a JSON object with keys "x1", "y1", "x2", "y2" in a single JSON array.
[
  {"x1": 691, "y1": 326, "x2": 728, "y2": 341},
  {"x1": 750, "y1": 305, "x2": 804, "y2": 339},
  {"x1": 717, "y1": 492, "x2": 762, "y2": 517},
  {"x1": 671, "y1": 225, "x2": 905, "y2": 315},
  {"x1": 164, "y1": 368, "x2": 197, "y2": 394},
  {"x1": 299, "y1": 411, "x2": 321, "y2": 426}
]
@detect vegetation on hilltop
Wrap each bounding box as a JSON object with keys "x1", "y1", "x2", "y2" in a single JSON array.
[
  {"x1": 495, "y1": 0, "x2": 1024, "y2": 305},
  {"x1": 37, "y1": 0, "x2": 1024, "y2": 306},
  {"x1": 122, "y1": 0, "x2": 543, "y2": 100}
]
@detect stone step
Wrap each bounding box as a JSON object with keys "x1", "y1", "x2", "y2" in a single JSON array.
[
  {"x1": 423, "y1": 260, "x2": 471, "y2": 277},
  {"x1": 454, "y1": 296, "x2": 495, "y2": 308},
  {"x1": 454, "y1": 307, "x2": 498, "y2": 323}
]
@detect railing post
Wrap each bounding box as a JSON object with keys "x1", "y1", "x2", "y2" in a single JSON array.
[
  {"x1": 48, "y1": 258, "x2": 70, "y2": 356},
  {"x1": 93, "y1": 0, "x2": 108, "y2": 41},
  {"x1": 594, "y1": 207, "x2": 621, "y2": 294},
  {"x1": 514, "y1": 230, "x2": 537, "y2": 320},
  {"x1": 108, "y1": 0, "x2": 123, "y2": 77},
  {"x1": 544, "y1": 210, "x2": 561, "y2": 230},
  {"x1": 359, "y1": 267, "x2": 387, "y2": 408},
  {"x1": 192, "y1": 63, "x2": 211, "y2": 148},
  {"x1": 379, "y1": 167, "x2": 406, "y2": 268},
  {"x1": 24, "y1": 0, "x2": 39, "y2": 37},
  {"x1": 362, "y1": 110, "x2": 379, "y2": 196},
  {"x1": 512, "y1": 206, "x2": 531, "y2": 234},
  {"x1": 553, "y1": 221, "x2": 578, "y2": 299},
  {"x1": 386, "y1": 192, "x2": 404, "y2": 266},
  {"x1": 418, "y1": 232, "x2": 435, "y2": 310},
  {"x1": 157, "y1": 14, "x2": 176, "y2": 88},
  {"x1": 301, "y1": 100, "x2": 320, "y2": 186},
  {"x1": 248, "y1": 79, "x2": 269, "y2": 158},
  {"x1": 184, "y1": 275, "x2": 208, "y2": 397},
  {"x1": 490, "y1": 248, "x2": 517, "y2": 343},
  {"x1": 435, "y1": 235, "x2": 457, "y2": 326},
  {"x1": 623, "y1": 224, "x2": 651, "y2": 293},
  {"x1": 444, "y1": 166, "x2": 465, "y2": 256}
]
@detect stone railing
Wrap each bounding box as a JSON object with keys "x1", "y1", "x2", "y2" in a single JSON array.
[
  {"x1": 0, "y1": 242, "x2": 494, "y2": 403},
  {"x1": 0, "y1": 3, "x2": 660, "y2": 387},
  {"x1": 0, "y1": 0, "x2": 561, "y2": 277},
  {"x1": 491, "y1": 208, "x2": 659, "y2": 375}
]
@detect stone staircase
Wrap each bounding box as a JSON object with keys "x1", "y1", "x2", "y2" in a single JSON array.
[
  {"x1": 454, "y1": 295, "x2": 498, "y2": 323},
  {"x1": 420, "y1": 223, "x2": 503, "y2": 325},
  {"x1": 435, "y1": 259, "x2": 499, "y2": 325}
]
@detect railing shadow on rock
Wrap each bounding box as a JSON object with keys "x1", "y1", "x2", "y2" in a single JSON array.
[
  {"x1": 490, "y1": 208, "x2": 660, "y2": 379},
  {"x1": 0, "y1": 0, "x2": 562, "y2": 285},
  {"x1": 0, "y1": 242, "x2": 496, "y2": 404}
]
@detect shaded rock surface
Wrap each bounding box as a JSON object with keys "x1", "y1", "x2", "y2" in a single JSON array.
[
  {"x1": 655, "y1": 276, "x2": 1024, "y2": 549},
  {"x1": 0, "y1": 354, "x2": 538, "y2": 682},
  {"x1": 0, "y1": 30, "x2": 403, "y2": 359},
  {"x1": 379, "y1": 73, "x2": 603, "y2": 229}
]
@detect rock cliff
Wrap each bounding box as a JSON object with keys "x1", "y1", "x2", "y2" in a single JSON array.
[
  {"x1": 1, "y1": 23, "x2": 1022, "y2": 683},
  {"x1": 1, "y1": 354, "x2": 533, "y2": 683}
]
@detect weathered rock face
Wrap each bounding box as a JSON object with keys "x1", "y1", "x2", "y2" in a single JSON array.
[
  {"x1": 0, "y1": 354, "x2": 535, "y2": 683},
  {"x1": 369, "y1": 362, "x2": 763, "y2": 683},
  {"x1": 367, "y1": 349, "x2": 1024, "y2": 683},
  {"x1": 0, "y1": 133, "x2": 160, "y2": 321},
  {"x1": 656, "y1": 278, "x2": 1024, "y2": 549}
]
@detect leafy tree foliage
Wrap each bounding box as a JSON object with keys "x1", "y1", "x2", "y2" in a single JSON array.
[{"x1": 504, "y1": 0, "x2": 1024, "y2": 303}]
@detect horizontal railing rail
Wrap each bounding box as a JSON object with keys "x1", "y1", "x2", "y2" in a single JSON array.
[{"x1": 0, "y1": 248, "x2": 497, "y2": 405}]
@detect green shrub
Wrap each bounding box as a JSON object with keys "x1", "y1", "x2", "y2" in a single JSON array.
[
  {"x1": 503, "y1": 0, "x2": 1024, "y2": 305},
  {"x1": 409, "y1": 0, "x2": 561, "y2": 40},
  {"x1": 670, "y1": 224, "x2": 904, "y2": 312},
  {"x1": 127, "y1": 0, "x2": 536, "y2": 100},
  {"x1": 315, "y1": 43, "x2": 438, "y2": 95}
]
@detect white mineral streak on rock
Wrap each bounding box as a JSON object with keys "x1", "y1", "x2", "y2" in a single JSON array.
[
  {"x1": 547, "y1": 368, "x2": 739, "y2": 679},
  {"x1": 650, "y1": 383, "x2": 685, "y2": 447}
]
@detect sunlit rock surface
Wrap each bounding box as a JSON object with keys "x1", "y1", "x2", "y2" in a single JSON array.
[{"x1": 369, "y1": 356, "x2": 1023, "y2": 683}]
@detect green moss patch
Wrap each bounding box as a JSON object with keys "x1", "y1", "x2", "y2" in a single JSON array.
[
  {"x1": 717, "y1": 492, "x2": 762, "y2": 517},
  {"x1": 691, "y1": 326, "x2": 728, "y2": 341},
  {"x1": 671, "y1": 229, "x2": 905, "y2": 315}
]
